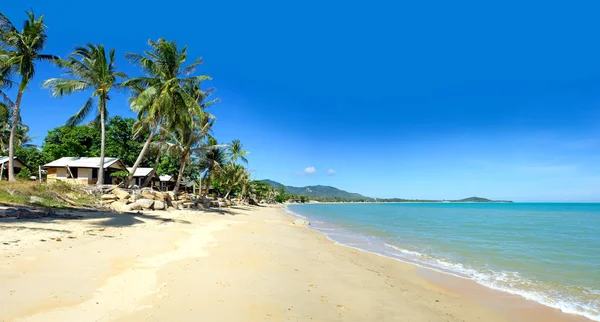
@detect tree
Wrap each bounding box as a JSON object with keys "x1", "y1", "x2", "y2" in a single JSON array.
[
  {"x1": 105, "y1": 116, "x2": 145, "y2": 166},
  {"x1": 123, "y1": 38, "x2": 211, "y2": 187},
  {"x1": 41, "y1": 124, "x2": 100, "y2": 161},
  {"x1": 227, "y1": 139, "x2": 248, "y2": 165},
  {"x1": 0, "y1": 11, "x2": 57, "y2": 181},
  {"x1": 166, "y1": 115, "x2": 215, "y2": 194},
  {"x1": 199, "y1": 136, "x2": 227, "y2": 197},
  {"x1": 43, "y1": 44, "x2": 126, "y2": 184}
]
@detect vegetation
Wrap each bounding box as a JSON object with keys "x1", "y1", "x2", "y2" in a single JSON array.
[
  {"x1": 0, "y1": 11, "x2": 57, "y2": 181},
  {"x1": 0, "y1": 9, "x2": 251, "y2": 200},
  {"x1": 43, "y1": 44, "x2": 127, "y2": 185}
]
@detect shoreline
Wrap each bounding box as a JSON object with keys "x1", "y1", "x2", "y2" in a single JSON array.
[
  {"x1": 0, "y1": 204, "x2": 591, "y2": 321},
  {"x1": 284, "y1": 205, "x2": 595, "y2": 322}
]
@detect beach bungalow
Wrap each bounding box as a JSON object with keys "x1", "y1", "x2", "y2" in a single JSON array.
[
  {"x1": 127, "y1": 167, "x2": 160, "y2": 188},
  {"x1": 158, "y1": 175, "x2": 175, "y2": 191},
  {"x1": 43, "y1": 157, "x2": 128, "y2": 185},
  {"x1": 0, "y1": 156, "x2": 27, "y2": 180}
]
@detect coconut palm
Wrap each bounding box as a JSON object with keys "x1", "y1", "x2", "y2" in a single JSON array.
[
  {"x1": 123, "y1": 38, "x2": 211, "y2": 187},
  {"x1": 199, "y1": 136, "x2": 227, "y2": 197},
  {"x1": 227, "y1": 139, "x2": 248, "y2": 165},
  {"x1": 166, "y1": 114, "x2": 217, "y2": 195},
  {"x1": 0, "y1": 11, "x2": 57, "y2": 181},
  {"x1": 220, "y1": 163, "x2": 250, "y2": 199},
  {"x1": 42, "y1": 44, "x2": 126, "y2": 184}
]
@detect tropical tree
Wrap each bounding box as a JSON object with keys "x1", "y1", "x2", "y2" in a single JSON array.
[
  {"x1": 166, "y1": 114, "x2": 216, "y2": 194},
  {"x1": 227, "y1": 139, "x2": 248, "y2": 165},
  {"x1": 0, "y1": 11, "x2": 57, "y2": 181},
  {"x1": 123, "y1": 38, "x2": 211, "y2": 186},
  {"x1": 199, "y1": 136, "x2": 227, "y2": 197},
  {"x1": 219, "y1": 163, "x2": 250, "y2": 199},
  {"x1": 43, "y1": 44, "x2": 126, "y2": 184}
]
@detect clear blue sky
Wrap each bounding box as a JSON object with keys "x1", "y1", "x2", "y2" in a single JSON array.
[{"x1": 3, "y1": 1, "x2": 600, "y2": 201}]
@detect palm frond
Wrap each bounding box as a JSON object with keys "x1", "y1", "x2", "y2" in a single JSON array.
[{"x1": 66, "y1": 97, "x2": 94, "y2": 126}]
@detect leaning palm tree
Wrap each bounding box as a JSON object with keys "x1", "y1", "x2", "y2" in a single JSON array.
[
  {"x1": 123, "y1": 38, "x2": 211, "y2": 187},
  {"x1": 166, "y1": 114, "x2": 217, "y2": 195},
  {"x1": 227, "y1": 139, "x2": 248, "y2": 165},
  {"x1": 42, "y1": 44, "x2": 126, "y2": 184},
  {"x1": 199, "y1": 136, "x2": 227, "y2": 197},
  {"x1": 0, "y1": 11, "x2": 57, "y2": 181}
]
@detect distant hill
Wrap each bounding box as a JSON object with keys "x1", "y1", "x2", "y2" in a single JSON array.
[
  {"x1": 453, "y1": 196, "x2": 512, "y2": 203},
  {"x1": 260, "y1": 180, "x2": 372, "y2": 201},
  {"x1": 260, "y1": 180, "x2": 511, "y2": 202}
]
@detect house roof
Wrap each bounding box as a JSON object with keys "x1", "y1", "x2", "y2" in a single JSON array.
[
  {"x1": 127, "y1": 167, "x2": 157, "y2": 177},
  {"x1": 0, "y1": 156, "x2": 26, "y2": 168},
  {"x1": 44, "y1": 157, "x2": 126, "y2": 170},
  {"x1": 159, "y1": 175, "x2": 174, "y2": 182}
]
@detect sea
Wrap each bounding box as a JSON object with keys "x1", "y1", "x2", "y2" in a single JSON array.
[{"x1": 286, "y1": 202, "x2": 600, "y2": 321}]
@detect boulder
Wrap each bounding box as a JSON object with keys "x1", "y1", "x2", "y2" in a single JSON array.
[
  {"x1": 154, "y1": 192, "x2": 167, "y2": 201},
  {"x1": 110, "y1": 201, "x2": 129, "y2": 213},
  {"x1": 29, "y1": 196, "x2": 45, "y2": 204},
  {"x1": 141, "y1": 191, "x2": 155, "y2": 200},
  {"x1": 153, "y1": 200, "x2": 166, "y2": 210},
  {"x1": 101, "y1": 199, "x2": 116, "y2": 205},
  {"x1": 183, "y1": 202, "x2": 195, "y2": 209},
  {"x1": 166, "y1": 206, "x2": 176, "y2": 211},
  {"x1": 171, "y1": 201, "x2": 182, "y2": 209},
  {"x1": 135, "y1": 198, "x2": 154, "y2": 210},
  {"x1": 125, "y1": 203, "x2": 142, "y2": 211},
  {"x1": 248, "y1": 198, "x2": 259, "y2": 206},
  {"x1": 101, "y1": 194, "x2": 117, "y2": 200},
  {"x1": 112, "y1": 188, "x2": 130, "y2": 200},
  {"x1": 166, "y1": 191, "x2": 175, "y2": 200},
  {"x1": 293, "y1": 218, "x2": 310, "y2": 226}
]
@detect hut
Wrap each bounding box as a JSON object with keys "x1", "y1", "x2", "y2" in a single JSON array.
[
  {"x1": 0, "y1": 156, "x2": 27, "y2": 180},
  {"x1": 44, "y1": 157, "x2": 127, "y2": 184}
]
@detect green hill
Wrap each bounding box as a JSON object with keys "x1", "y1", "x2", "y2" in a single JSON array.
[{"x1": 260, "y1": 180, "x2": 372, "y2": 201}]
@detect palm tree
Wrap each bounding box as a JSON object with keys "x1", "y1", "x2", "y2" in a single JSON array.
[
  {"x1": 227, "y1": 139, "x2": 248, "y2": 165},
  {"x1": 166, "y1": 114, "x2": 216, "y2": 195},
  {"x1": 42, "y1": 44, "x2": 126, "y2": 184},
  {"x1": 0, "y1": 11, "x2": 57, "y2": 181},
  {"x1": 220, "y1": 163, "x2": 250, "y2": 199},
  {"x1": 123, "y1": 38, "x2": 211, "y2": 187},
  {"x1": 199, "y1": 136, "x2": 227, "y2": 197}
]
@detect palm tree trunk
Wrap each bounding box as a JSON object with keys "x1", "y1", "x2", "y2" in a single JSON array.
[
  {"x1": 97, "y1": 98, "x2": 106, "y2": 185},
  {"x1": 172, "y1": 152, "x2": 188, "y2": 196},
  {"x1": 142, "y1": 151, "x2": 161, "y2": 188},
  {"x1": 127, "y1": 123, "x2": 157, "y2": 187},
  {"x1": 8, "y1": 89, "x2": 24, "y2": 182},
  {"x1": 203, "y1": 165, "x2": 212, "y2": 198}
]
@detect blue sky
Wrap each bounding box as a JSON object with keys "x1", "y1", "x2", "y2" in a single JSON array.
[{"x1": 3, "y1": 0, "x2": 600, "y2": 201}]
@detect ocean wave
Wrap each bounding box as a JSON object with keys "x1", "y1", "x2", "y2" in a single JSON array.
[{"x1": 287, "y1": 206, "x2": 600, "y2": 322}]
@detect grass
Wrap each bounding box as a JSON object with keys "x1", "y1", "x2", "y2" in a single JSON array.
[{"x1": 0, "y1": 180, "x2": 97, "y2": 208}]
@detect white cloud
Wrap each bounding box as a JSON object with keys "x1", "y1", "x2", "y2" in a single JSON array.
[
  {"x1": 327, "y1": 169, "x2": 336, "y2": 175},
  {"x1": 304, "y1": 167, "x2": 316, "y2": 175}
]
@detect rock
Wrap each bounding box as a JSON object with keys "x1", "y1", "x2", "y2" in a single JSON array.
[
  {"x1": 134, "y1": 198, "x2": 154, "y2": 210},
  {"x1": 182, "y1": 202, "x2": 195, "y2": 209},
  {"x1": 101, "y1": 194, "x2": 117, "y2": 200},
  {"x1": 110, "y1": 201, "x2": 128, "y2": 212},
  {"x1": 154, "y1": 192, "x2": 167, "y2": 201},
  {"x1": 153, "y1": 200, "x2": 165, "y2": 210},
  {"x1": 29, "y1": 196, "x2": 45, "y2": 204},
  {"x1": 112, "y1": 188, "x2": 130, "y2": 200},
  {"x1": 171, "y1": 201, "x2": 182, "y2": 209},
  {"x1": 166, "y1": 191, "x2": 175, "y2": 200},
  {"x1": 141, "y1": 191, "x2": 155, "y2": 200},
  {"x1": 166, "y1": 206, "x2": 176, "y2": 211},
  {"x1": 125, "y1": 203, "x2": 142, "y2": 211},
  {"x1": 293, "y1": 219, "x2": 310, "y2": 226},
  {"x1": 248, "y1": 198, "x2": 259, "y2": 206},
  {"x1": 217, "y1": 201, "x2": 226, "y2": 208},
  {"x1": 101, "y1": 199, "x2": 116, "y2": 205},
  {"x1": 129, "y1": 194, "x2": 140, "y2": 203}
]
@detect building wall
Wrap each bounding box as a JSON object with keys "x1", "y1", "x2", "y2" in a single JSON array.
[{"x1": 46, "y1": 167, "x2": 94, "y2": 184}]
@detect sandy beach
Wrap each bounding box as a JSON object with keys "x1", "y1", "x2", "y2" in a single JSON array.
[{"x1": 0, "y1": 205, "x2": 589, "y2": 322}]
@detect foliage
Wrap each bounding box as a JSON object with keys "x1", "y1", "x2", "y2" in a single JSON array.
[
  {"x1": 41, "y1": 124, "x2": 101, "y2": 161},
  {"x1": 105, "y1": 116, "x2": 145, "y2": 166},
  {"x1": 109, "y1": 170, "x2": 130, "y2": 179},
  {"x1": 0, "y1": 10, "x2": 57, "y2": 181},
  {"x1": 248, "y1": 180, "x2": 275, "y2": 201},
  {"x1": 14, "y1": 145, "x2": 45, "y2": 172},
  {"x1": 16, "y1": 166, "x2": 31, "y2": 179}
]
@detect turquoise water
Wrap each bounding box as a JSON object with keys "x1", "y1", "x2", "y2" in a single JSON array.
[{"x1": 287, "y1": 203, "x2": 600, "y2": 321}]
